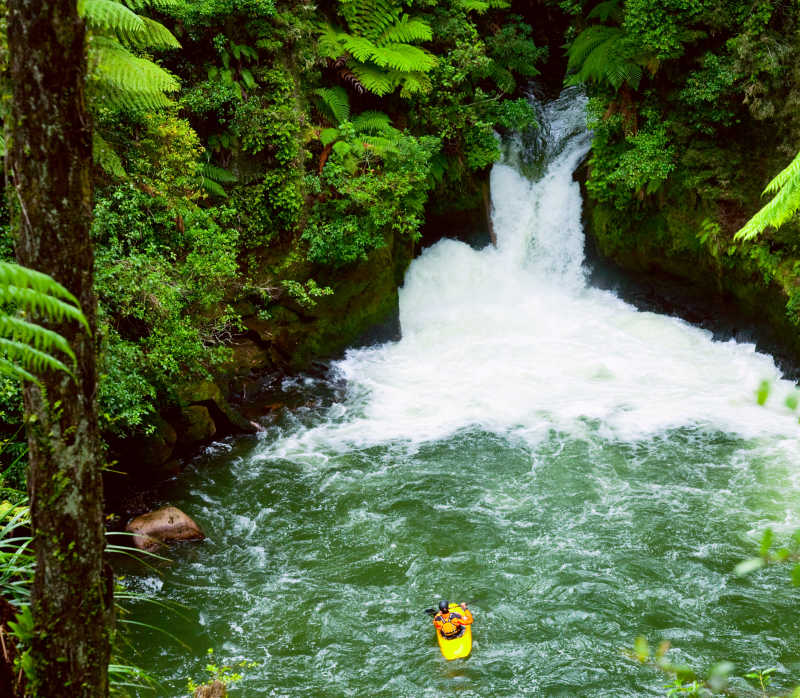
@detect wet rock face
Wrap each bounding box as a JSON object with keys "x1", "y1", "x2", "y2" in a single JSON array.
[{"x1": 125, "y1": 506, "x2": 205, "y2": 552}]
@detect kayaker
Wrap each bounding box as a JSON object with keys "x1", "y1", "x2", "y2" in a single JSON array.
[{"x1": 433, "y1": 600, "x2": 473, "y2": 639}]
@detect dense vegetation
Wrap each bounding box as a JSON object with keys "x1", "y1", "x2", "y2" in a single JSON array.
[
  {"x1": 0, "y1": 0, "x2": 796, "y2": 487},
  {"x1": 563, "y1": 0, "x2": 800, "y2": 344},
  {"x1": 1, "y1": 0, "x2": 547, "y2": 487}
]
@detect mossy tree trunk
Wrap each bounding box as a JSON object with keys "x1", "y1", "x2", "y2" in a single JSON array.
[{"x1": 6, "y1": 0, "x2": 113, "y2": 695}]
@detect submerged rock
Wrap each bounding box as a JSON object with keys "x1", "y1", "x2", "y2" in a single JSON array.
[
  {"x1": 194, "y1": 681, "x2": 226, "y2": 698},
  {"x1": 125, "y1": 506, "x2": 205, "y2": 552}
]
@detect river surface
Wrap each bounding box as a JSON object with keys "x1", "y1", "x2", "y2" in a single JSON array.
[{"x1": 124, "y1": 90, "x2": 800, "y2": 696}]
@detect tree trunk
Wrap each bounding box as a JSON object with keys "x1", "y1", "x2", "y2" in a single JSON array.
[{"x1": 6, "y1": 0, "x2": 113, "y2": 695}]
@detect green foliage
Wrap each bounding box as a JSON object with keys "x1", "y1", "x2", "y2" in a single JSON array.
[
  {"x1": 566, "y1": 24, "x2": 643, "y2": 90},
  {"x1": 303, "y1": 132, "x2": 438, "y2": 265},
  {"x1": 186, "y1": 648, "x2": 257, "y2": 694},
  {"x1": 92, "y1": 184, "x2": 240, "y2": 433},
  {"x1": 281, "y1": 279, "x2": 334, "y2": 310},
  {"x1": 735, "y1": 150, "x2": 800, "y2": 241},
  {"x1": 82, "y1": 0, "x2": 181, "y2": 114},
  {"x1": 0, "y1": 262, "x2": 89, "y2": 384},
  {"x1": 316, "y1": 0, "x2": 436, "y2": 97}
]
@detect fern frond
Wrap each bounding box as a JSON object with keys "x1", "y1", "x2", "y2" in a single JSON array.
[
  {"x1": 349, "y1": 63, "x2": 395, "y2": 96},
  {"x1": 764, "y1": 149, "x2": 800, "y2": 195},
  {"x1": 132, "y1": 16, "x2": 180, "y2": 49},
  {"x1": 122, "y1": 0, "x2": 181, "y2": 10},
  {"x1": 320, "y1": 127, "x2": 341, "y2": 146},
  {"x1": 369, "y1": 43, "x2": 437, "y2": 72},
  {"x1": 340, "y1": 34, "x2": 381, "y2": 63},
  {"x1": 79, "y1": 0, "x2": 145, "y2": 40},
  {"x1": 201, "y1": 163, "x2": 236, "y2": 183},
  {"x1": 0, "y1": 316, "x2": 75, "y2": 363},
  {"x1": 566, "y1": 25, "x2": 640, "y2": 90},
  {"x1": 0, "y1": 338, "x2": 73, "y2": 377},
  {"x1": 457, "y1": 0, "x2": 490, "y2": 13},
  {"x1": 587, "y1": 0, "x2": 623, "y2": 23},
  {"x1": 93, "y1": 132, "x2": 127, "y2": 178},
  {"x1": 735, "y1": 151, "x2": 800, "y2": 240},
  {"x1": 340, "y1": 0, "x2": 400, "y2": 41},
  {"x1": 200, "y1": 178, "x2": 228, "y2": 198},
  {"x1": 351, "y1": 110, "x2": 393, "y2": 134},
  {"x1": 317, "y1": 24, "x2": 348, "y2": 60},
  {"x1": 361, "y1": 135, "x2": 398, "y2": 154},
  {"x1": 0, "y1": 357, "x2": 37, "y2": 384},
  {"x1": 0, "y1": 262, "x2": 87, "y2": 330},
  {"x1": 313, "y1": 87, "x2": 351, "y2": 125},
  {"x1": 90, "y1": 37, "x2": 179, "y2": 110},
  {"x1": 79, "y1": 0, "x2": 179, "y2": 50},
  {"x1": 398, "y1": 71, "x2": 432, "y2": 97},
  {"x1": 378, "y1": 15, "x2": 432, "y2": 44}
]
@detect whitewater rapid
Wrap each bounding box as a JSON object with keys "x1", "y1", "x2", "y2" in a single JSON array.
[{"x1": 265, "y1": 89, "x2": 800, "y2": 459}]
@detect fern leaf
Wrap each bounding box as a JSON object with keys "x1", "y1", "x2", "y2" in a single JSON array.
[
  {"x1": 93, "y1": 132, "x2": 127, "y2": 178},
  {"x1": 0, "y1": 316, "x2": 76, "y2": 363},
  {"x1": 201, "y1": 163, "x2": 236, "y2": 183},
  {"x1": 349, "y1": 63, "x2": 395, "y2": 96},
  {"x1": 79, "y1": 0, "x2": 145, "y2": 39},
  {"x1": 121, "y1": 0, "x2": 181, "y2": 10},
  {"x1": 457, "y1": 0, "x2": 490, "y2": 13},
  {"x1": 361, "y1": 135, "x2": 398, "y2": 154},
  {"x1": 369, "y1": 43, "x2": 437, "y2": 72},
  {"x1": 90, "y1": 38, "x2": 179, "y2": 110},
  {"x1": 398, "y1": 70, "x2": 432, "y2": 97},
  {"x1": 320, "y1": 127, "x2": 341, "y2": 146},
  {"x1": 313, "y1": 86, "x2": 350, "y2": 124},
  {"x1": 736, "y1": 151, "x2": 800, "y2": 240},
  {"x1": 341, "y1": 34, "x2": 381, "y2": 63},
  {"x1": 341, "y1": 0, "x2": 400, "y2": 41},
  {"x1": 378, "y1": 16, "x2": 433, "y2": 44},
  {"x1": 0, "y1": 357, "x2": 37, "y2": 384},
  {"x1": 351, "y1": 110, "x2": 393, "y2": 134},
  {"x1": 764, "y1": 149, "x2": 800, "y2": 195},
  {"x1": 317, "y1": 24, "x2": 348, "y2": 60},
  {"x1": 201, "y1": 178, "x2": 228, "y2": 198},
  {"x1": 567, "y1": 25, "x2": 639, "y2": 90},
  {"x1": 0, "y1": 262, "x2": 87, "y2": 331},
  {"x1": 0, "y1": 338, "x2": 73, "y2": 377},
  {"x1": 132, "y1": 15, "x2": 180, "y2": 49},
  {"x1": 587, "y1": 0, "x2": 623, "y2": 23}
]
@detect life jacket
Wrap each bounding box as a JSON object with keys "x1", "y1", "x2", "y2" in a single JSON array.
[{"x1": 436, "y1": 611, "x2": 463, "y2": 639}]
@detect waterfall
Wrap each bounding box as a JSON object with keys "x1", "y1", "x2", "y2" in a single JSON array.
[{"x1": 278, "y1": 88, "x2": 800, "y2": 452}]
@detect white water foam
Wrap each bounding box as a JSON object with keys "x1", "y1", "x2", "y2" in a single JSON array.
[{"x1": 263, "y1": 89, "x2": 800, "y2": 456}]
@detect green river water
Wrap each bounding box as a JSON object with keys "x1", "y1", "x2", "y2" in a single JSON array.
[{"x1": 123, "y1": 92, "x2": 800, "y2": 696}]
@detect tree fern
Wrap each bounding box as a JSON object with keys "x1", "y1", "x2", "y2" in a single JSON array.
[
  {"x1": 0, "y1": 262, "x2": 88, "y2": 383},
  {"x1": 351, "y1": 110, "x2": 394, "y2": 133},
  {"x1": 566, "y1": 24, "x2": 642, "y2": 90},
  {"x1": 735, "y1": 150, "x2": 800, "y2": 241},
  {"x1": 313, "y1": 86, "x2": 351, "y2": 124},
  {"x1": 89, "y1": 36, "x2": 179, "y2": 107},
  {"x1": 81, "y1": 1, "x2": 178, "y2": 106},
  {"x1": 317, "y1": 0, "x2": 436, "y2": 98}
]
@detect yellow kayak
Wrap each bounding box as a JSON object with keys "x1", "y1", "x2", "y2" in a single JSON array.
[{"x1": 435, "y1": 603, "x2": 472, "y2": 660}]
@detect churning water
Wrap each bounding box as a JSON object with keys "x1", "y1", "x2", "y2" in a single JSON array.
[{"x1": 125, "y1": 90, "x2": 800, "y2": 696}]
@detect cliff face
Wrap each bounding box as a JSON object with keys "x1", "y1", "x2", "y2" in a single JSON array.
[{"x1": 580, "y1": 165, "x2": 800, "y2": 378}]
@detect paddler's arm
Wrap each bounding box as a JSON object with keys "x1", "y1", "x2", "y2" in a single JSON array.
[{"x1": 458, "y1": 604, "x2": 473, "y2": 625}]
